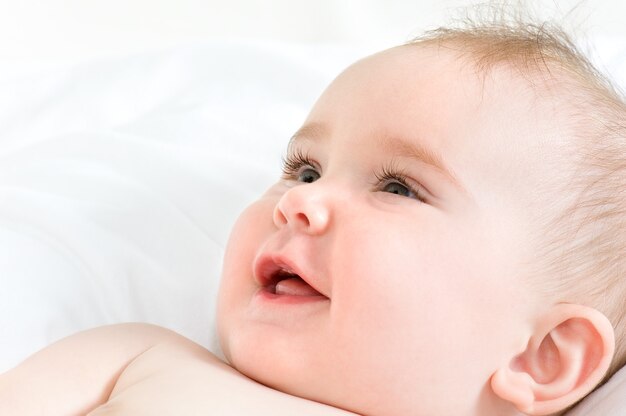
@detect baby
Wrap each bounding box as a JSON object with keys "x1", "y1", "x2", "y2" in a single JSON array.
[{"x1": 1, "y1": 14, "x2": 625, "y2": 416}]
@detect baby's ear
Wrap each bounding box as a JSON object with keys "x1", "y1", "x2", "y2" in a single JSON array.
[{"x1": 490, "y1": 304, "x2": 615, "y2": 415}]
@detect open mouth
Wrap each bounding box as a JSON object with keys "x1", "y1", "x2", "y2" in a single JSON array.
[
  {"x1": 266, "y1": 269, "x2": 325, "y2": 297},
  {"x1": 256, "y1": 256, "x2": 328, "y2": 299}
]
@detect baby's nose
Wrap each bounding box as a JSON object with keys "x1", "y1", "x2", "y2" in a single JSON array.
[{"x1": 273, "y1": 184, "x2": 331, "y2": 235}]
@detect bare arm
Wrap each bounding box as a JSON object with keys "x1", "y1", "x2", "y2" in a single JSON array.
[{"x1": 0, "y1": 323, "x2": 189, "y2": 416}]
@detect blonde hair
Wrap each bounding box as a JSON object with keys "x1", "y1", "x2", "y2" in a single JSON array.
[{"x1": 408, "y1": 4, "x2": 626, "y2": 385}]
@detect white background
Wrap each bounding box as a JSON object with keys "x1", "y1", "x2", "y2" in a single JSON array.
[{"x1": 0, "y1": 0, "x2": 624, "y2": 66}]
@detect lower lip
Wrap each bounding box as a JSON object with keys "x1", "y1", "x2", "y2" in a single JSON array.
[{"x1": 254, "y1": 286, "x2": 330, "y2": 305}]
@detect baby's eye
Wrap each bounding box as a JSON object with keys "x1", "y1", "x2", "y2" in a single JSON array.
[
  {"x1": 375, "y1": 166, "x2": 426, "y2": 203},
  {"x1": 297, "y1": 168, "x2": 320, "y2": 183},
  {"x1": 382, "y1": 181, "x2": 412, "y2": 197},
  {"x1": 281, "y1": 150, "x2": 321, "y2": 183}
]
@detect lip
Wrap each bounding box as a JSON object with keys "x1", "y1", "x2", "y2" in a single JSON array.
[
  {"x1": 254, "y1": 287, "x2": 330, "y2": 305},
  {"x1": 253, "y1": 253, "x2": 329, "y2": 299}
]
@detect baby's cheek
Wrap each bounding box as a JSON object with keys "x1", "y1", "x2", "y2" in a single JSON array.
[
  {"x1": 222, "y1": 197, "x2": 277, "y2": 275},
  {"x1": 217, "y1": 199, "x2": 276, "y2": 338}
]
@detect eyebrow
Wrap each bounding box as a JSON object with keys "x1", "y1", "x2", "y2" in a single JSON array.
[{"x1": 288, "y1": 122, "x2": 466, "y2": 193}]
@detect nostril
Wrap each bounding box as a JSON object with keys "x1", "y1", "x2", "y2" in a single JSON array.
[
  {"x1": 295, "y1": 213, "x2": 310, "y2": 227},
  {"x1": 273, "y1": 205, "x2": 288, "y2": 227}
]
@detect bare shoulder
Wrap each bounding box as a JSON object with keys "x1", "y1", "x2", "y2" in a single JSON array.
[
  {"x1": 2, "y1": 323, "x2": 357, "y2": 416},
  {"x1": 90, "y1": 334, "x2": 359, "y2": 416},
  {"x1": 0, "y1": 323, "x2": 203, "y2": 415}
]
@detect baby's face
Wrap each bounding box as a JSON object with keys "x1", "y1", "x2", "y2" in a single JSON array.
[{"x1": 217, "y1": 45, "x2": 571, "y2": 415}]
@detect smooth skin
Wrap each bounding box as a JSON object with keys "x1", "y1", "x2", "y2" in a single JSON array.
[{"x1": 0, "y1": 323, "x2": 357, "y2": 415}]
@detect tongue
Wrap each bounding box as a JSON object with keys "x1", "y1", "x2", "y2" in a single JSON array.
[{"x1": 275, "y1": 277, "x2": 323, "y2": 296}]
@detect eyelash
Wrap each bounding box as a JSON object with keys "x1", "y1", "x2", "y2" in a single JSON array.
[
  {"x1": 281, "y1": 149, "x2": 316, "y2": 179},
  {"x1": 281, "y1": 150, "x2": 426, "y2": 203}
]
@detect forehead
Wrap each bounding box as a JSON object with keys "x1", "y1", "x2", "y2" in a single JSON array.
[
  {"x1": 311, "y1": 44, "x2": 548, "y2": 138},
  {"x1": 312, "y1": 46, "x2": 472, "y2": 129}
]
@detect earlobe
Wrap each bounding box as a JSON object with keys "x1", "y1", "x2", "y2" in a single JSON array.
[
  {"x1": 490, "y1": 304, "x2": 615, "y2": 415},
  {"x1": 491, "y1": 366, "x2": 535, "y2": 413}
]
